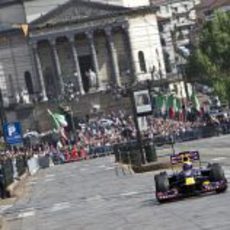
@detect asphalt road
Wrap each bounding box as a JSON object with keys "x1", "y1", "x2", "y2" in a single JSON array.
[{"x1": 2, "y1": 135, "x2": 230, "y2": 230}]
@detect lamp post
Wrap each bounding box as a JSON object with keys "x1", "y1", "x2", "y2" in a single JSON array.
[
  {"x1": 150, "y1": 65, "x2": 156, "y2": 82},
  {"x1": 0, "y1": 89, "x2": 7, "y2": 137}
]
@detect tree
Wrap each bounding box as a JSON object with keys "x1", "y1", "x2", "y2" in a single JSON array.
[{"x1": 186, "y1": 11, "x2": 230, "y2": 102}]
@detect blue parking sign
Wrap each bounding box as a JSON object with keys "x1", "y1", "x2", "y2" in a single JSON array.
[{"x1": 3, "y1": 122, "x2": 23, "y2": 145}]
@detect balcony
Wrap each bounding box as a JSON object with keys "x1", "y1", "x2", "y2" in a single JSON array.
[{"x1": 175, "y1": 20, "x2": 195, "y2": 30}]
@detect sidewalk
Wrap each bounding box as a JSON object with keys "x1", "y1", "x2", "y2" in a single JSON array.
[
  {"x1": 0, "y1": 216, "x2": 9, "y2": 230},
  {"x1": 132, "y1": 155, "x2": 171, "y2": 173}
]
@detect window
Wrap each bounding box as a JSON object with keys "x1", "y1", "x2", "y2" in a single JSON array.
[
  {"x1": 8, "y1": 74, "x2": 14, "y2": 96},
  {"x1": 173, "y1": 7, "x2": 178, "y2": 12},
  {"x1": 24, "y1": 71, "x2": 34, "y2": 94},
  {"x1": 161, "y1": 38, "x2": 166, "y2": 46},
  {"x1": 138, "y1": 51, "x2": 147, "y2": 73},
  {"x1": 159, "y1": 23, "x2": 164, "y2": 33},
  {"x1": 166, "y1": 5, "x2": 170, "y2": 13},
  {"x1": 204, "y1": 10, "x2": 213, "y2": 16}
]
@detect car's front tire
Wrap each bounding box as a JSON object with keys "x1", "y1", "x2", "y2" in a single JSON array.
[
  {"x1": 209, "y1": 163, "x2": 227, "y2": 193},
  {"x1": 209, "y1": 163, "x2": 225, "y2": 181},
  {"x1": 155, "y1": 173, "x2": 169, "y2": 193}
]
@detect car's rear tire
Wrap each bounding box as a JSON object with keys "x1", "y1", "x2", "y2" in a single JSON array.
[
  {"x1": 155, "y1": 173, "x2": 169, "y2": 193},
  {"x1": 209, "y1": 163, "x2": 225, "y2": 181}
]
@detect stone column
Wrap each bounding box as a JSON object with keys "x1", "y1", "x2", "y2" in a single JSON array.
[
  {"x1": 50, "y1": 38, "x2": 64, "y2": 94},
  {"x1": 121, "y1": 24, "x2": 136, "y2": 83},
  {"x1": 69, "y1": 35, "x2": 85, "y2": 95},
  {"x1": 86, "y1": 31, "x2": 100, "y2": 88},
  {"x1": 105, "y1": 27, "x2": 121, "y2": 87},
  {"x1": 32, "y1": 43, "x2": 48, "y2": 101}
]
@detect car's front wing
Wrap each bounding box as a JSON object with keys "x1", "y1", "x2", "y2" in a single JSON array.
[{"x1": 156, "y1": 180, "x2": 227, "y2": 202}]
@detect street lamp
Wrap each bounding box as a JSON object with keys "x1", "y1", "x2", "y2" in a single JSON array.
[
  {"x1": 150, "y1": 65, "x2": 156, "y2": 82},
  {"x1": 0, "y1": 89, "x2": 7, "y2": 137}
]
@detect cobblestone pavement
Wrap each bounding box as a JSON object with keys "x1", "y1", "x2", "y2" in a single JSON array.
[{"x1": 1, "y1": 135, "x2": 230, "y2": 230}]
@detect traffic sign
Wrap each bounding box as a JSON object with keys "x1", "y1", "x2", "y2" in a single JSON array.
[{"x1": 3, "y1": 122, "x2": 23, "y2": 145}]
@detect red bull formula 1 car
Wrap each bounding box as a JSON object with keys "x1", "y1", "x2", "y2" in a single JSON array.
[{"x1": 154, "y1": 151, "x2": 228, "y2": 203}]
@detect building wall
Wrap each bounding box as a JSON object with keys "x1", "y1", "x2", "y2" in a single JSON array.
[
  {"x1": 37, "y1": 41, "x2": 59, "y2": 98},
  {"x1": 56, "y1": 37, "x2": 75, "y2": 79},
  {"x1": 154, "y1": 0, "x2": 200, "y2": 77},
  {"x1": 0, "y1": 2, "x2": 26, "y2": 24},
  {"x1": 113, "y1": 30, "x2": 130, "y2": 85},
  {"x1": 0, "y1": 33, "x2": 37, "y2": 104},
  {"x1": 196, "y1": 0, "x2": 230, "y2": 22},
  {"x1": 87, "y1": 0, "x2": 150, "y2": 7},
  {"x1": 169, "y1": 81, "x2": 192, "y2": 98},
  {"x1": 95, "y1": 34, "x2": 111, "y2": 87},
  {"x1": 24, "y1": 0, "x2": 69, "y2": 23},
  {"x1": 128, "y1": 14, "x2": 166, "y2": 81}
]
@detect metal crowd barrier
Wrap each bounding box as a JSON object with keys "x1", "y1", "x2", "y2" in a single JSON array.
[
  {"x1": 153, "y1": 123, "x2": 230, "y2": 148},
  {"x1": 1, "y1": 159, "x2": 14, "y2": 189},
  {"x1": 88, "y1": 145, "x2": 113, "y2": 157},
  {"x1": 0, "y1": 154, "x2": 43, "y2": 198},
  {"x1": 27, "y1": 155, "x2": 40, "y2": 175}
]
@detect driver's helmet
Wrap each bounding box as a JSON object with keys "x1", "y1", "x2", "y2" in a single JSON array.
[{"x1": 182, "y1": 160, "x2": 193, "y2": 171}]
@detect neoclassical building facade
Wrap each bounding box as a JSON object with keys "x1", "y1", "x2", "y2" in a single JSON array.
[{"x1": 0, "y1": 0, "x2": 166, "y2": 104}]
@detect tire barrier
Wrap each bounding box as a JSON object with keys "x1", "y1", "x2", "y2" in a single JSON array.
[
  {"x1": 113, "y1": 140, "x2": 157, "y2": 166},
  {"x1": 144, "y1": 142, "x2": 157, "y2": 162}
]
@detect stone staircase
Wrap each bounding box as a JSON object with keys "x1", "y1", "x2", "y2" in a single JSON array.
[{"x1": 7, "y1": 91, "x2": 132, "y2": 132}]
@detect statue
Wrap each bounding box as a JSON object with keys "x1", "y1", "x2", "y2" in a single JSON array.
[
  {"x1": 88, "y1": 69, "x2": 97, "y2": 88},
  {"x1": 21, "y1": 89, "x2": 30, "y2": 104}
]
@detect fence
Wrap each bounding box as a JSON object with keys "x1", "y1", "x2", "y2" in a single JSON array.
[
  {"x1": 152, "y1": 124, "x2": 228, "y2": 147},
  {"x1": 0, "y1": 154, "x2": 51, "y2": 198},
  {"x1": 88, "y1": 145, "x2": 113, "y2": 157}
]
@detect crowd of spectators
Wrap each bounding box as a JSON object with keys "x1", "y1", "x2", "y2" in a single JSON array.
[{"x1": 1, "y1": 108, "x2": 230, "y2": 163}]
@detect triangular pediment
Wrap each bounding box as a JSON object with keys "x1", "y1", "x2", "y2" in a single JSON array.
[{"x1": 31, "y1": 0, "x2": 128, "y2": 26}]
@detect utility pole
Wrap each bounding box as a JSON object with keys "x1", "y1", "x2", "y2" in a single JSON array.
[{"x1": 0, "y1": 89, "x2": 7, "y2": 137}]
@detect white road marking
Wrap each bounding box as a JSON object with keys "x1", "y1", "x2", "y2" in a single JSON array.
[
  {"x1": 18, "y1": 210, "x2": 35, "y2": 218},
  {"x1": 211, "y1": 157, "x2": 227, "y2": 162},
  {"x1": 104, "y1": 166, "x2": 114, "y2": 171},
  {"x1": 120, "y1": 191, "x2": 138, "y2": 196},
  {"x1": 0, "y1": 205, "x2": 13, "y2": 214},
  {"x1": 44, "y1": 178, "x2": 54, "y2": 182},
  {"x1": 50, "y1": 202, "x2": 70, "y2": 212},
  {"x1": 86, "y1": 195, "x2": 102, "y2": 202},
  {"x1": 80, "y1": 168, "x2": 88, "y2": 171},
  {"x1": 98, "y1": 165, "x2": 106, "y2": 168},
  {"x1": 28, "y1": 181, "x2": 37, "y2": 185},
  {"x1": 45, "y1": 174, "x2": 55, "y2": 178}
]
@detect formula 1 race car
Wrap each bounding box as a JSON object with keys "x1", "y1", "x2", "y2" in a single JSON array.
[{"x1": 154, "y1": 151, "x2": 228, "y2": 203}]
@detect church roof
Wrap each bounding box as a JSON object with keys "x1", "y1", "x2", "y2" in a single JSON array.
[
  {"x1": 0, "y1": 0, "x2": 22, "y2": 7},
  {"x1": 30, "y1": 0, "x2": 157, "y2": 29},
  {"x1": 31, "y1": 0, "x2": 128, "y2": 25}
]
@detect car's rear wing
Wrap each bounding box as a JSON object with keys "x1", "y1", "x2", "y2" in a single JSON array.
[{"x1": 170, "y1": 151, "x2": 200, "y2": 165}]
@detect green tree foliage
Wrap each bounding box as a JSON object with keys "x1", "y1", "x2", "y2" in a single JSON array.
[{"x1": 186, "y1": 11, "x2": 230, "y2": 101}]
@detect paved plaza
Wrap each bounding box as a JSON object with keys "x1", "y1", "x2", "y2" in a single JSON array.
[{"x1": 1, "y1": 135, "x2": 230, "y2": 230}]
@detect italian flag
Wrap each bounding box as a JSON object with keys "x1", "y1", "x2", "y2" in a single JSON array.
[
  {"x1": 191, "y1": 91, "x2": 200, "y2": 111},
  {"x1": 47, "y1": 109, "x2": 68, "y2": 140},
  {"x1": 47, "y1": 109, "x2": 68, "y2": 128}
]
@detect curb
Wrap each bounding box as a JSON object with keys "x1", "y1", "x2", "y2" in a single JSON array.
[
  {"x1": 6, "y1": 170, "x2": 29, "y2": 198},
  {"x1": 132, "y1": 161, "x2": 171, "y2": 173},
  {"x1": 0, "y1": 216, "x2": 9, "y2": 230}
]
